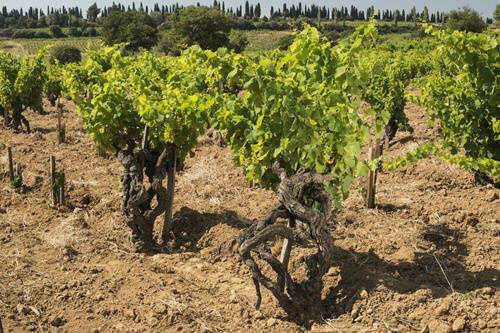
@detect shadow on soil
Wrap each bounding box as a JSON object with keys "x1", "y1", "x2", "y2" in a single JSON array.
[
  {"x1": 140, "y1": 206, "x2": 498, "y2": 327},
  {"x1": 321, "y1": 222, "x2": 499, "y2": 319},
  {"x1": 166, "y1": 206, "x2": 251, "y2": 253}
]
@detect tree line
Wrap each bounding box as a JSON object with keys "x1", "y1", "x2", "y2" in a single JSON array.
[{"x1": 1, "y1": 1, "x2": 493, "y2": 30}]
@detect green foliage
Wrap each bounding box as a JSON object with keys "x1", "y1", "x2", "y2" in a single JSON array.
[
  {"x1": 358, "y1": 47, "x2": 421, "y2": 135},
  {"x1": 62, "y1": 45, "x2": 212, "y2": 166},
  {"x1": 87, "y1": 3, "x2": 101, "y2": 22},
  {"x1": 52, "y1": 170, "x2": 65, "y2": 192},
  {"x1": 446, "y1": 7, "x2": 487, "y2": 33},
  {"x1": 44, "y1": 63, "x2": 63, "y2": 106},
  {"x1": 50, "y1": 45, "x2": 82, "y2": 65},
  {"x1": 383, "y1": 143, "x2": 500, "y2": 177},
  {"x1": 159, "y1": 6, "x2": 231, "y2": 55},
  {"x1": 101, "y1": 11, "x2": 157, "y2": 51},
  {"x1": 277, "y1": 33, "x2": 295, "y2": 50},
  {"x1": 157, "y1": 29, "x2": 185, "y2": 56},
  {"x1": 11, "y1": 175, "x2": 22, "y2": 188},
  {"x1": 69, "y1": 27, "x2": 82, "y2": 37},
  {"x1": 49, "y1": 25, "x2": 65, "y2": 38},
  {"x1": 228, "y1": 30, "x2": 249, "y2": 53},
  {"x1": 212, "y1": 24, "x2": 380, "y2": 207},
  {"x1": 322, "y1": 30, "x2": 340, "y2": 43},
  {"x1": 415, "y1": 26, "x2": 499, "y2": 176},
  {"x1": 0, "y1": 50, "x2": 47, "y2": 115}
]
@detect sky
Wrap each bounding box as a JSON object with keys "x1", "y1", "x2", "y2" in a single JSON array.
[{"x1": 2, "y1": 1, "x2": 498, "y2": 18}]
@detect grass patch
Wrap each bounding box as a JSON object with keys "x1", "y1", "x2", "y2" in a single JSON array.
[{"x1": 243, "y1": 29, "x2": 293, "y2": 55}]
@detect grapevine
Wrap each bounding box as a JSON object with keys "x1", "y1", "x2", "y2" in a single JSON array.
[{"x1": 0, "y1": 49, "x2": 47, "y2": 133}]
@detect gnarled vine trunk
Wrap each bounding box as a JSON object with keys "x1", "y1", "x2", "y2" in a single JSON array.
[
  {"x1": 238, "y1": 162, "x2": 336, "y2": 324},
  {"x1": 115, "y1": 139, "x2": 177, "y2": 251},
  {"x1": 8, "y1": 103, "x2": 30, "y2": 133},
  {"x1": 382, "y1": 116, "x2": 398, "y2": 148}
]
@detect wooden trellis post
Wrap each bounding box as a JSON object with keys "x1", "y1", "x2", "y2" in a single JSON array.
[
  {"x1": 56, "y1": 106, "x2": 65, "y2": 144},
  {"x1": 49, "y1": 156, "x2": 65, "y2": 206},
  {"x1": 366, "y1": 140, "x2": 383, "y2": 209},
  {"x1": 7, "y1": 147, "x2": 14, "y2": 182}
]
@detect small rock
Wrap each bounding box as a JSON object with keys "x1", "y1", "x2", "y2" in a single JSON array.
[
  {"x1": 251, "y1": 310, "x2": 264, "y2": 320},
  {"x1": 124, "y1": 308, "x2": 136, "y2": 319},
  {"x1": 266, "y1": 318, "x2": 277, "y2": 326},
  {"x1": 16, "y1": 304, "x2": 30, "y2": 315},
  {"x1": 50, "y1": 315, "x2": 64, "y2": 327},
  {"x1": 477, "y1": 319, "x2": 487, "y2": 329},
  {"x1": 488, "y1": 192, "x2": 498, "y2": 202},
  {"x1": 434, "y1": 304, "x2": 449, "y2": 316},
  {"x1": 29, "y1": 306, "x2": 40, "y2": 316},
  {"x1": 229, "y1": 291, "x2": 238, "y2": 304},
  {"x1": 451, "y1": 317, "x2": 466, "y2": 332},
  {"x1": 359, "y1": 289, "x2": 368, "y2": 299},
  {"x1": 428, "y1": 319, "x2": 452, "y2": 333},
  {"x1": 153, "y1": 303, "x2": 168, "y2": 315}
]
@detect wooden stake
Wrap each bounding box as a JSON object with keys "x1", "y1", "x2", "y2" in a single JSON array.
[
  {"x1": 141, "y1": 125, "x2": 149, "y2": 150},
  {"x1": 162, "y1": 145, "x2": 177, "y2": 243},
  {"x1": 59, "y1": 170, "x2": 65, "y2": 205},
  {"x1": 7, "y1": 147, "x2": 14, "y2": 182},
  {"x1": 367, "y1": 140, "x2": 383, "y2": 209},
  {"x1": 367, "y1": 147, "x2": 376, "y2": 209},
  {"x1": 15, "y1": 163, "x2": 22, "y2": 184},
  {"x1": 57, "y1": 109, "x2": 64, "y2": 144},
  {"x1": 50, "y1": 156, "x2": 57, "y2": 205}
]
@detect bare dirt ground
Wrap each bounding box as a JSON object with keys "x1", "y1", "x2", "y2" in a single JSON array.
[{"x1": 0, "y1": 98, "x2": 498, "y2": 332}]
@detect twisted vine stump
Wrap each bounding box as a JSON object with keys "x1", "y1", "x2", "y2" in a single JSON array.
[
  {"x1": 238, "y1": 162, "x2": 336, "y2": 324},
  {"x1": 383, "y1": 116, "x2": 398, "y2": 148},
  {"x1": 115, "y1": 131, "x2": 177, "y2": 251},
  {"x1": 10, "y1": 105, "x2": 30, "y2": 133},
  {"x1": 365, "y1": 114, "x2": 400, "y2": 208}
]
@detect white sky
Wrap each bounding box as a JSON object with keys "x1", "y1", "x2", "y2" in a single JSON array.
[{"x1": 2, "y1": 1, "x2": 497, "y2": 18}]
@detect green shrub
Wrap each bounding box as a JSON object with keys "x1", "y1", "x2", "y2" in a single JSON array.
[
  {"x1": 49, "y1": 25, "x2": 65, "y2": 38},
  {"x1": 35, "y1": 31, "x2": 51, "y2": 38},
  {"x1": 447, "y1": 7, "x2": 487, "y2": 33},
  {"x1": 101, "y1": 11, "x2": 157, "y2": 50},
  {"x1": 323, "y1": 30, "x2": 340, "y2": 43},
  {"x1": 228, "y1": 30, "x2": 248, "y2": 53},
  {"x1": 12, "y1": 29, "x2": 37, "y2": 39},
  {"x1": 87, "y1": 27, "x2": 98, "y2": 37},
  {"x1": 277, "y1": 34, "x2": 295, "y2": 50},
  {"x1": 49, "y1": 45, "x2": 81, "y2": 65},
  {"x1": 158, "y1": 30, "x2": 186, "y2": 56},
  {"x1": 159, "y1": 6, "x2": 231, "y2": 55},
  {"x1": 0, "y1": 28, "x2": 14, "y2": 38},
  {"x1": 69, "y1": 27, "x2": 82, "y2": 37}
]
